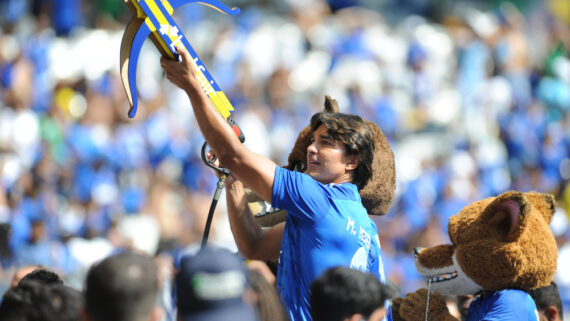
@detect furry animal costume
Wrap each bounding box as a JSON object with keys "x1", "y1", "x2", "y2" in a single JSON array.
[{"x1": 392, "y1": 191, "x2": 558, "y2": 321}]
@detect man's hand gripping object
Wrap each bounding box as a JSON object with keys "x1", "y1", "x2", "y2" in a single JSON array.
[
  {"x1": 120, "y1": 0, "x2": 245, "y2": 248},
  {"x1": 120, "y1": 0, "x2": 244, "y2": 174}
]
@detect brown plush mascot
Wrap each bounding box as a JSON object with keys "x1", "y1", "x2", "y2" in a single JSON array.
[
  {"x1": 248, "y1": 95, "x2": 396, "y2": 226},
  {"x1": 392, "y1": 191, "x2": 558, "y2": 321}
]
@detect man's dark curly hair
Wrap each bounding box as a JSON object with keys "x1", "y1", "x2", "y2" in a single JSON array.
[
  {"x1": 19, "y1": 268, "x2": 63, "y2": 286},
  {"x1": 310, "y1": 111, "x2": 375, "y2": 190}
]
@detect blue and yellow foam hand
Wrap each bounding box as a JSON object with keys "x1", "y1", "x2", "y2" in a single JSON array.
[{"x1": 120, "y1": 0, "x2": 239, "y2": 119}]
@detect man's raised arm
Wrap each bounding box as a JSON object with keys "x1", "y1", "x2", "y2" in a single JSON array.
[{"x1": 161, "y1": 45, "x2": 276, "y2": 202}]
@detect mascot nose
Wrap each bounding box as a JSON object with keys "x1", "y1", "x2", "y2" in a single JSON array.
[{"x1": 413, "y1": 247, "x2": 423, "y2": 258}]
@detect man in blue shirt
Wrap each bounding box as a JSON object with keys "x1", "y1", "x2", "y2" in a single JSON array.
[
  {"x1": 466, "y1": 289, "x2": 540, "y2": 321},
  {"x1": 162, "y1": 45, "x2": 392, "y2": 321}
]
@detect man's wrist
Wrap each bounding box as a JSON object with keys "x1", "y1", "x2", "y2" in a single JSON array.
[
  {"x1": 184, "y1": 82, "x2": 200, "y2": 97},
  {"x1": 226, "y1": 182, "x2": 243, "y2": 192}
]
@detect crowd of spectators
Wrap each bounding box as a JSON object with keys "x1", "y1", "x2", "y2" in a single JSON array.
[{"x1": 0, "y1": 0, "x2": 569, "y2": 318}]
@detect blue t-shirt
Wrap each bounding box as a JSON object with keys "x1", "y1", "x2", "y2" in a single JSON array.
[
  {"x1": 272, "y1": 167, "x2": 390, "y2": 321},
  {"x1": 466, "y1": 289, "x2": 539, "y2": 321}
]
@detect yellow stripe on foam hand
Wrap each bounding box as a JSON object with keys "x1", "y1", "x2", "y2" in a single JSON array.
[
  {"x1": 208, "y1": 91, "x2": 234, "y2": 119},
  {"x1": 140, "y1": 0, "x2": 235, "y2": 119},
  {"x1": 144, "y1": 0, "x2": 178, "y2": 58},
  {"x1": 217, "y1": 91, "x2": 234, "y2": 117},
  {"x1": 161, "y1": 0, "x2": 174, "y2": 14},
  {"x1": 144, "y1": 18, "x2": 175, "y2": 59}
]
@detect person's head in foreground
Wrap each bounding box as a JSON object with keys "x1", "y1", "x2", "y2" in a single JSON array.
[
  {"x1": 528, "y1": 282, "x2": 564, "y2": 321},
  {"x1": 247, "y1": 267, "x2": 288, "y2": 321},
  {"x1": 83, "y1": 250, "x2": 161, "y2": 321},
  {"x1": 176, "y1": 247, "x2": 258, "y2": 321},
  {"x1": 0, "y1": 279, "x2": 83, "y2": 321},
  {"x1": 310, "y1": 266, "x2": 395, "y2": 321}
]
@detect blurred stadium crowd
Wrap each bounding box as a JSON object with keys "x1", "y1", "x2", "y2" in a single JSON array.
[{"x1": 0, "y1": 0, "x2": 569, "y2": 317}]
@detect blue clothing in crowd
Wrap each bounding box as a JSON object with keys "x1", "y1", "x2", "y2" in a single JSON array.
[
  {"x1": 466, "y1": 289, "x2": 539, "y2": 321},
  {"x1": 271, "y1": 166, "x2": 391, "y2": 321}
]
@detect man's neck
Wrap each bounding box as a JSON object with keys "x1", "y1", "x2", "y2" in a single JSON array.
[{"x1": 330, "y1": 172, "x2": 353, "y2": 185}]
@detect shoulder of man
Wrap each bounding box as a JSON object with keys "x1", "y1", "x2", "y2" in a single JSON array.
[{"x1": 468, "y1": 289, "x2": 538, "y2": 321}]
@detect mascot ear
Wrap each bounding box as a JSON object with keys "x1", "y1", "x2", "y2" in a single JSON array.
[
  {"x1": 524, "y1": 192, "x2": 556, "y2": 224},
  {"x1": 324, "y1": 95, "x2": 339, "y2": 113},
  {"x1": 483, "y1": 191, "x2": 530, "y2": 242}
]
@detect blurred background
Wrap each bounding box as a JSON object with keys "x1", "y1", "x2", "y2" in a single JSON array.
[{"x1": 0, "y1": 0, "x2": 569, "y2": 318}]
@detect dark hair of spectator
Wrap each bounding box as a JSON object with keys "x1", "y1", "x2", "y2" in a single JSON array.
[
  {"x1": 248, "y1": 269, "x2": 290, "y2": 321},
  {"x1": 0, "y1": 223, "x2": 13, "y2": 265},
  {"x1": 19, "y1": 268, "x2": 64, "y2": 286},
  {"x1": 528, "y1": 281, "x2": 564, "y2": 320},
  {"x1": 310, "y1": 112, "x2": 375, "y2": 190},
  {"x1": 0, "y1": 279, "x2": 42, "y2": 321},
  {"x1": 84, "y1": 251, "x2": 159, "y2": 321},
  {"x1": 310, "y1": 266, "x2": 395, "y2": 321},
  {"x1": 0, "y1": 280, "x2": 82, "y2": 321},
  {"x1": 44, "y1": 285, "x2": 83, "y2": 321}
]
